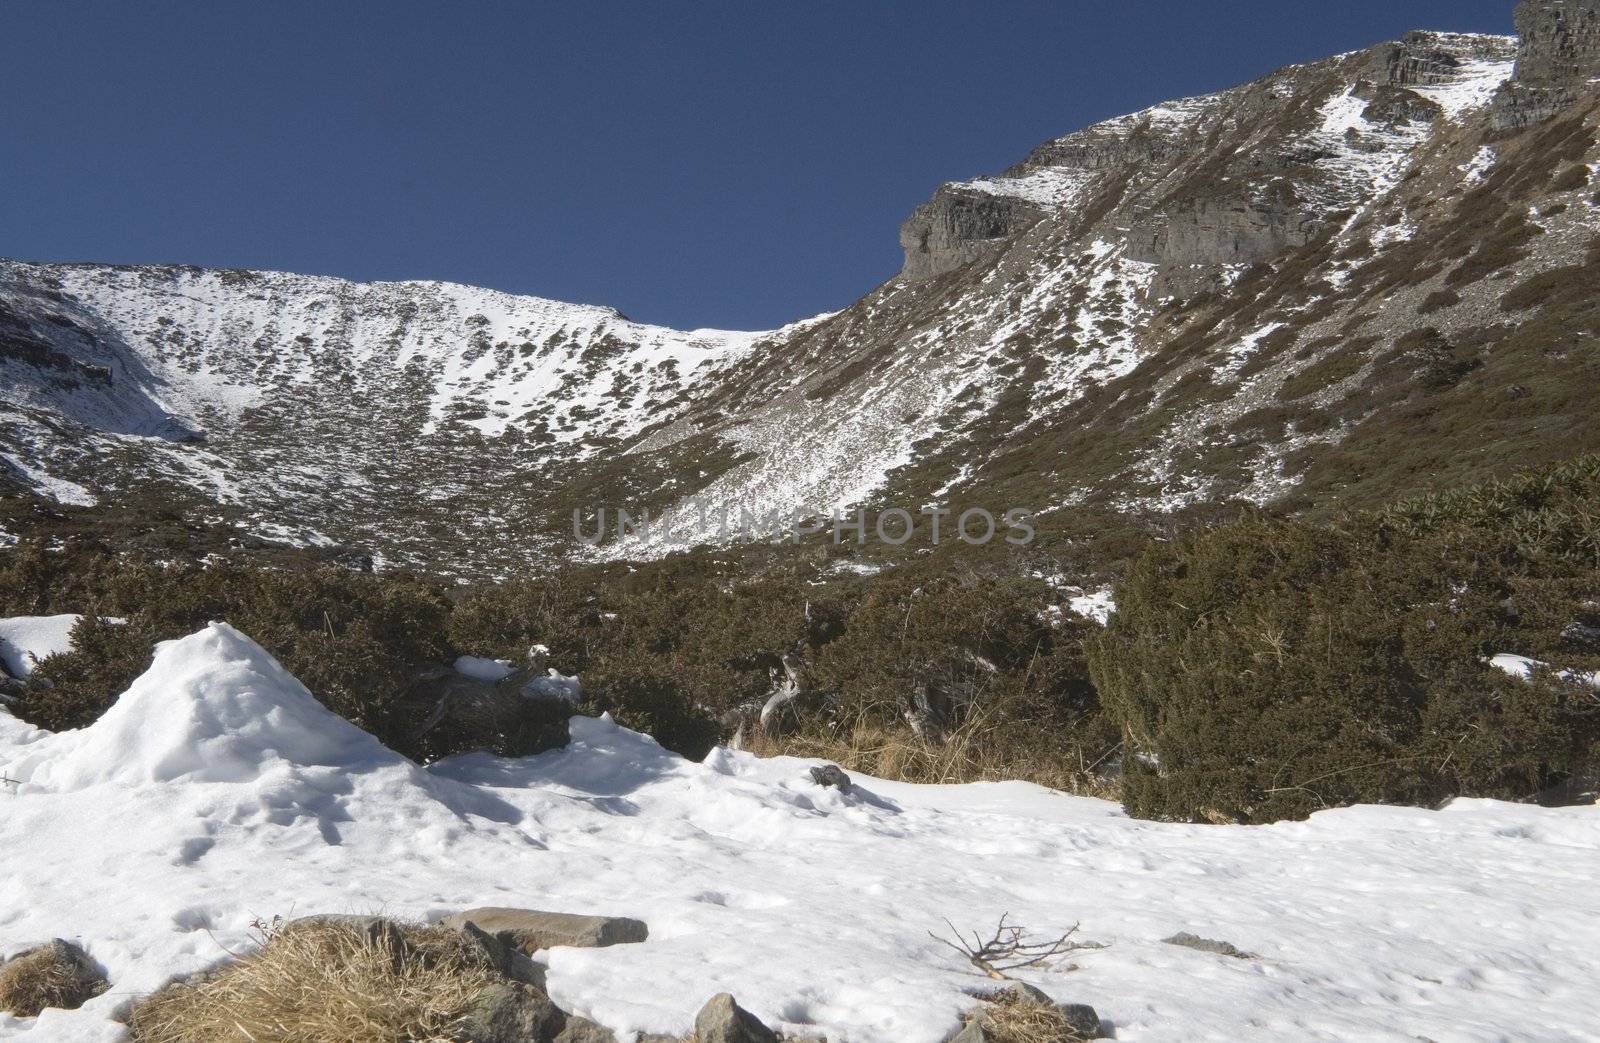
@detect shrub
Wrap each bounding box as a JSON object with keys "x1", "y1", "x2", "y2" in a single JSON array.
[
  {"x1": 1089, "y1": 457, "x2": 1600, "y2": 822},
  {"x1": 21, "y1": 564, "x2": 455, "y2": 759}
]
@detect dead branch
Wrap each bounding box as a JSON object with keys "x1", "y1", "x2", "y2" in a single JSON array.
[{"x1": 931, "y1": 914, "x2": 1100, "y2": 980}]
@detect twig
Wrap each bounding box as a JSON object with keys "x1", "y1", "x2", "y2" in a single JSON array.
[{"x1": 931, "y1": 914, "x2": 1100, "y2": 980}]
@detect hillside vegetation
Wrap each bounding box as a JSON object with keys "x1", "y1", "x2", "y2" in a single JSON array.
[{"x1": 6, "y1": 453, "x2": 1598, "y2": 823}]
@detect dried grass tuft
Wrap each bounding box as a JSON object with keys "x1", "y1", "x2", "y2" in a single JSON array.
[
  {"x1": 0, "y1": 942, "x2": 106, "y2": 1017},
  {"x1": 966, "y1": 989, "x2": 1091, "y2": 1043},
  {"x1": 128, "y1": 917, "x2": 502, "y2": 1043},
  {"x1": 747, "y1": 710, "x2": 1120, "y2": 800}
]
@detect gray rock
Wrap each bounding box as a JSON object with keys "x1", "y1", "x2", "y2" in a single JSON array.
[
  {"x1": 1164, "y1": 931, "x2": 1257, "y2": 960},
  {"x1": 554, "y1": 1015, "x2": 619, "y2": 1042},
  {"x1": 453, "y1": 982, "x2": 565, "y2": 1043},
  {"x1": 0, "y1": 939, "x2": 108, "y2": 1017},
  {"x1": 1058, "y1": 1003, "x2": 1104, "y2": 1039},
  {"x1": 410, "y1": 669, "x2": 570, "y2": 759},
  {"x1": 809, "y1": 764, "x2": 853, "y2": 793},
  {"x1": 1494, "y1": 1, "x2": 1600, "y2": 126},
  {"x1": 439, "y1": 908, "x2": 648, "y2": 955},
  {"x1": 693, "y1": 993, "x2": 779, "y2": 1043},
  {"x1": 947, "y1": 1019, "x2": 987, "y2": 1043},
  {"x1": 1561, "y1": 621, "x2": 1600, "y2": 651},
  {"x1": 899, "y1": 187, "x2": 1044, "y2": 281}
]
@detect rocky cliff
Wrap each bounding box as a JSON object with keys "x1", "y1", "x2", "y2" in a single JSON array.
[{"x1": 1497, "y1": 0, "x2": 1600, "y2": 124}]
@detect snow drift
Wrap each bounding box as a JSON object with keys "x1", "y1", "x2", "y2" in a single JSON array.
[{"x1": 1, "y1": 624, "x2": 1597, "y2": 1041}]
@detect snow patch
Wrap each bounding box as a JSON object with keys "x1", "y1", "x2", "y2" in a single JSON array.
[
  {"x1": 0, "y1": 615, "x2": 84, "y2": 679},
  {"x1": 454, "y1": 655, "x2": 516, "y2": 682}
]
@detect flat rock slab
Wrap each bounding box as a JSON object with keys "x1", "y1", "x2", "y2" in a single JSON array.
[
  {"x1": 1163, "y1": 931, "x2": 1257, "y2": 960},
  {"x1": 440, "y1": 908, "x2": 648, "y2": 955}
]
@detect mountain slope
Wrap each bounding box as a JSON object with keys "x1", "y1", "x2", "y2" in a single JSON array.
[{"x1": 5, "y1": 3, "x2": 1600, "y2": 574}]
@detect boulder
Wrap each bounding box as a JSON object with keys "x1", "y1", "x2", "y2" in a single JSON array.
[
  {"x1": 453, "y1": 981, "x2": 564, "y2": 1043},
  {"x1": 0, "y1": 939, "x2": 108, "y2": 1017},
  {"x1": 439, "y1": 908, "x2": 648, "y2": 955},
  {"x1": 409, "y1": 665, "x2": 572, "y2": 761},
  {"x1": 693, "y1": 993, "x2": 779, "y2": 1043}
]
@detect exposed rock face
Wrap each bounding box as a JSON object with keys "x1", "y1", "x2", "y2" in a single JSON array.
[
  {"x1": 1496, "y1": 0, "x2": 1600, "y2": 124},
  {"x1": 899, "y1": 186, "x2": 1045, "y2": 281},
  {"x1": 1126, "y1": 198, "x2": 1322, "y2": 268},
  {"x1": 1515, "y1": 0, "x2": 1600, "y2": 83}
]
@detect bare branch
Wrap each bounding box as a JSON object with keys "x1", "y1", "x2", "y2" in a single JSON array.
[{"x1": 930, "y1": 914, "x2": 1101, "y2": 980}]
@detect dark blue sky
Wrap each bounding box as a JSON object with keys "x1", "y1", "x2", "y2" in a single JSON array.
[{"x1": 2, "y1": 2, "x2": 1514, "y2": 330}]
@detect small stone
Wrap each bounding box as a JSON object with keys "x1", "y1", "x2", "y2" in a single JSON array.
[
  {"x1": 693, "y1": 992, "x2": 779, "y2": 1043},
  {"x1": 1163, "y1": 931, "x2": 1257, "y2": 959},
  {"x1": 439, "y1": 908, "x2": 648, "y2": 955},
  {"x1": 809, "y1": 764, "x2": 853, "y2": 793}
]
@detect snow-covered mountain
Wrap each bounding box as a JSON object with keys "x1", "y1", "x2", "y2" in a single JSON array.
[{"x1": 6, "y1": 4, "x2": 1600, "y2": 573}]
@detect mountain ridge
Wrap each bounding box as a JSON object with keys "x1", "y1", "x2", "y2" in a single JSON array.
[{"x1": 4, "y1": 3, "x2": 1599, "y2": 576}]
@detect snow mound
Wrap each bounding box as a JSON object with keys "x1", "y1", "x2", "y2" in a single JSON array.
[
  {"x1": 10, "y1": 623, "x2": 403, "y2": 791},
  {"x1": 0, "y1": 615, "x2": 83, "y2": 678}
]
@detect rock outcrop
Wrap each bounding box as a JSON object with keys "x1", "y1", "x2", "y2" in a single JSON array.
[
  {"x1": 1496, "y1": 0, "x2": 1600, "y2": 125},
  {"x1": 899, "y1": 186, "x2": 1045, "y2": 281}
]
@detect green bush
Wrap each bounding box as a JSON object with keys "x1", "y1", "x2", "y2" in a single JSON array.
[
  {"x1": 19, "y1": 563, "x2": 455, "y2": 758},
  {"x1": 1090, "y1": 457, "x2": 1600, "y2": 822}
]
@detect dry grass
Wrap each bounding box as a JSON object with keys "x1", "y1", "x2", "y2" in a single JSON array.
[
  {"x1": 965, "y1": 990, "x2": 1091, "y2": 1043},
  {"x1": 746, "y1": 710, "x2": 1120, "y2": 800},
  {"x1": 0, "y1": 942, "x2": 106, "y2": 1017},
  {"x1": 128, "y1": 917, "x2": 502, "y2": 1043}
]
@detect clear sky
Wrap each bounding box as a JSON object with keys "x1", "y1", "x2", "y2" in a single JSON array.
[{"x1": 2, "y1": 1, "x2": 1515, "y2": 331}]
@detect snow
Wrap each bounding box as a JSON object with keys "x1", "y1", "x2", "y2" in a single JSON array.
[
  {"x1": 1488, "y1": 653, "x2": 1600, "y2": 690},
  {"x1": 0, "y1": 615, "x2": 84, "y2": 679},
  {"x1": 2, "y1": 625, "x2": 1597, "y2": 1041},
  {"x1": 956, "y1": 167, "x2": 1097, "y2": 209},
  {"x1": 1067, "y1": 588, "x2": 1116, "y2": 626},
  {"x1": 454, "y1": 655, "x2": 516, "y2": 682},
  {"x1": 1412, "y1": 58, "x2": 1517, "y2": 121},
  {"x1": 1461, "y1": 145, "x2": 1498, "y2": 184},
  {"x1": 524, "y1": 668, "x2": 583, "y2": 703}
]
